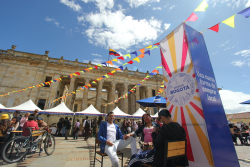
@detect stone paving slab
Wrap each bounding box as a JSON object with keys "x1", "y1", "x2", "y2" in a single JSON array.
[{"x1": 0, "y1": 136, "x2": 249, "y2": 167}]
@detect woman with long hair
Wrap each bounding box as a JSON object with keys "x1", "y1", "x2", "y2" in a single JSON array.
[{"x1": 97, "y1": 115, "x2": 104, "y2": 127}]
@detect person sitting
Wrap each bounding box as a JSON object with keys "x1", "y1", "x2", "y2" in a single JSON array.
[
  {"x1": 127, "y1": 109, "x2": 186, "y2": 167},
  {"x1": 0, "y1": 114, "x2": 12, "y2": 149},
  {"x1": 22, "y1": 114, "x2": 39, "y2": 137},
  {"x1": 125, "y1": 113, "x2": 157, "y2": 153},
  {"x1": 232, "y1": 125, "x2": 244, "y2": 145},
  {"x1": 10, "y1": 117, "x2": 20, "y2": 131},
  {"x1": 98, "y1": 112, "x2": 137, "y2": 167},
  {"x1": 19, "y1": 113, "x2": 30, "y2": 131},
  {"x1": 37, "y1": 117, "x2": 47, "y2": 130}
]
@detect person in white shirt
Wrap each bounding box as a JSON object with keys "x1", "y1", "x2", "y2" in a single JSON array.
[
  {"x1": 98, "y1": 112, "x2": 137, "y2": 167},
  {"x1": 83, "y1": 116, "x2": 91, "y2": 140}
]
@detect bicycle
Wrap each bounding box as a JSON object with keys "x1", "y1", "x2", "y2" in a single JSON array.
[{"x1": 1, "y1": 123, "x2": 56, "y2": 163}]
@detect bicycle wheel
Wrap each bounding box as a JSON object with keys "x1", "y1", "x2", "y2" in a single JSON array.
[
  {"x1": 44, "y1": 134, "x2": 55, "y2": 155},
  {"x1": 2, "y1": 136, "x2": 29, "y2": 163}
]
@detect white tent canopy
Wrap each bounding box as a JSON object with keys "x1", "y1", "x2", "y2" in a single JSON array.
[
  {"x1": 132, "y1": 108, "x2": 146, "y2": 117},
  {"x1": 151, "y1": 112, "x2": 158, "y2": 118},
  {"x1": 42, "y1": 102, "x2": 74, "y2": 115},
  {"x1": 6, "y1": 99, "x2": 41, "y2": 112},
  {"x1": 112, "y1": 107, "x2": 132, "y2": 118},
  {"x1": 0, "y1": 104, "x2": 6, "y2": 109},
  {"x1": 75, "y1": 104, "x2": 104, "y2": 116}
]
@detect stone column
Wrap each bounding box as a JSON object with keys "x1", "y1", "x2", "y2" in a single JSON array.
[
  {"x1": 130, "y1": 93, "x2": 136, "y2": 115},
  {"x1": 95, "y1": 80, "x2": 104, "y2": 111},
  {"x1": 145, "y1": 86, "x2": 152, "y2": 98},
  {"x1": 135, "y1": 86, "x2": 140, "y2": 111},
  {"x1": 81, "y1": 78, "x2": 90, "y2": 110},
  {"x1": 140, "y1": 87, "x2": 146, "y2": 109},
  {"x1": 107, "y1": 81, "x2": 116, "y2": 112},
  {"x1": 66, "y1": 76, "x2": 76, "y2": 110},
  {"x1": 45, "y1": 74, "x2": 61, "y2": 109},
  {"x1": 29, "y1": 70, "x2": 44, "y2": 104},
  {"x1": 121, "y1": 82, "x2": 129, "y2": 114}
]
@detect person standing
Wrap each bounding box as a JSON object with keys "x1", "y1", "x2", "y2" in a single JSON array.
[
  {"x1": 62, "y1": 117, "x2": 67, "y2": 137},
  {"x1": 56, "y1": 118, "x2": 63, "y2": 136},
  {"x1": 92, "y1": 118, "x2": 97, "y2": 136},
  {"x1": 73, "y1": 119, "x2": 80, "y2": 140},
  {"x1": 83, "y1": 116, "x2": 91, "y2": 140},
  {"x1": 64, "y1": 117, "x2": 71, "y2": 140},
  {"x1": 33, "y1": 109, "x2": 40, "y2": 121},
  {"x1": 19, "y1": 113, "x2": 30, "y2": 131}
]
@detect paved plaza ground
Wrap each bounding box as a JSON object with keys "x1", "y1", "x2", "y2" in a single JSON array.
[{"x1": 0, "y1": 137, "x2": 249, "y2": 167}]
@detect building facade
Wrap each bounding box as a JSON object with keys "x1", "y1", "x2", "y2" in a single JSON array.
[{"x1": 0, "y1": 46, "x2": 164, "y2": 114}]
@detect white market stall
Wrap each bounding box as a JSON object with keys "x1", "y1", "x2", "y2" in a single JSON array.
[
  {"x1": 0, "y1": 104, "x2": 6, "y2": 109},
  {"x1": 75, "y1": 104, "x2": 105, "y2": 116},
  {"x1": 3, "y1": 99, "x2": 41, "y2": 113},
  {"x1": 132, "y1": 108, "x2": 146, "y2": 118},
  {"x1": 112, "y1": 107, "x2": 132, "y2": 118},
  {"x1": 151, "y1": 112, "x2": 158, "y2": 118}
]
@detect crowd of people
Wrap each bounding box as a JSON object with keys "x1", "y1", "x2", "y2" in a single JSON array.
[
  {"x1": 230, "y1": 121, "x2": 250, "y2": 145},
  {"x1": 0, "y1": 109, "x2": 49, "y2": 153}
]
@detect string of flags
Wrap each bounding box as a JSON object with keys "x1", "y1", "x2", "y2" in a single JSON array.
[
  {"x1": 51, "y1": 43, "x2": 160, "y2": 103},
  {"x1": 0, "y1": 43, "x2": 159, "y2": 98},
  {"x1": 143, "y1": 80, "x2": 165, "y2": 111},
  {"x1": 186, "y1": 0, "x2": 209, "y2": 22},
  {"x1": 103, "y1": 64, "x2": 163, "y2": 107}
]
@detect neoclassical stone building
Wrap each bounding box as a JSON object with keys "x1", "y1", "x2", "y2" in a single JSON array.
[{"x1": 0, "y1": 46, "x2": 164, "y2": 114}]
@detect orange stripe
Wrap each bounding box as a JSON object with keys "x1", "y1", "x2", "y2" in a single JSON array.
[
  {"x1": 163, "y1": 76, "x2": 169, "y2": 83},
  {"x1": 193, "y1": 96, "x2": 201, "y2": 102},
  {"x1": 187, "y1": 61, "x2": 193, "y2": 73},
  {"x1": 173, "y1": 106, "x2": 178, "y2": 122},
  {"x1": 167, "y1": 102, "x2": 170, "y2": 107},
  {"x1": 185, "y1": 105, "x2": 214, "y2": 166},
  {"x1": 167, "y1": 31, "x2": 177, "y2": 73}
]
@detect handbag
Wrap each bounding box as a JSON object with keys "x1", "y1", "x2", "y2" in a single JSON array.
[{"x1": 139, "y1": 141, "x2": 154, "y2": 151}]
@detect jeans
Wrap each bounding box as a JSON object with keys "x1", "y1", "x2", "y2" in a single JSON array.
[
  {"x1": 84, "y1": 128, "x2": 90, "y2": 140},
  {"x1": 105, "y1": 136, "x2": 137, "y2": 167},
  {"x1": 233, "y1": 134, "x2": 244, "y2": 144},
  {"x1": 65, "y1": 129, "x2": 70, "y2": 140},
  {"x1": 62, "y1": 127, "x2": 66, "y2": 137},
  {"x1": 73, "y1": 129, "x2": 79, "y2": 139}
]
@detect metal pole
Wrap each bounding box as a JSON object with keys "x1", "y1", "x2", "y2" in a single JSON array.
[{"x1": 108, "y1": 47, "x2": 110, "y2": 67}]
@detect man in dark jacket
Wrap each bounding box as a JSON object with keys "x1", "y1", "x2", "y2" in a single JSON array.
[
  {"x1": 127, "y1": 109, "x2": 186, "y2": 167},
  {"x1": 64, "y1": 117, "x2": 71, "y2": 140}
]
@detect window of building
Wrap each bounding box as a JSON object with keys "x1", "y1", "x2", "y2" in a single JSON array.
[
  {"x1": 44, "y1": 76, "x2": 52, "y2": 87},
  {"x1": 152, "y1": 90, "x2": 156, "y2": 96},
  {"x1": 74, "y1": 104, "x2": 78, "y2": 112},
  {"x1": 37, "y1": 99, "x2": 46, "y2": 110}
]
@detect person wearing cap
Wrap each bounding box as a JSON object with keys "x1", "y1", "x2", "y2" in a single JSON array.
[
  {"x1": 0, "y1": 114, "x2": 12, "y2": 149},
  {"x1": 37, "y1": 117, "x2": 47, "y2": 130},
  {"x1": 127, "y1": 109, "x2": 186, "y2": 167}
]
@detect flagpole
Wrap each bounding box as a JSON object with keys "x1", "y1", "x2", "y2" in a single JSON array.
[{"x1": 108, "y1": 47, "x2": 110, "y2": 67}]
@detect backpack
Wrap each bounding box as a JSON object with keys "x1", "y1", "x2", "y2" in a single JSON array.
[{"x1": 85, "y1": 119, "x2": 90, "y2": 129}]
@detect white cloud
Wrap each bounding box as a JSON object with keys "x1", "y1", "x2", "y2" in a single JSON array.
[
  {"x1": 164, "y1": 23, "x2": 171, "y2": 30},
  {"x1": 81, "y1": 10, "x2": 163, "y2": 50},
  {"x1": 126, "y1": 0, "x2": 160, "y2": 8},
  {"x1": 92, "y1": 53, "x2": 102, "y2": 57},
  {"x1": 246, "y1": 0, "x2": 250, "y2": 7},
  {"x1": 219, "y1": 40, "x2": 230, "y2": 47},
  {"x1": 45, "y1": 17, "x2": 60, "y2": 27},
  {"x1": 81, "y1": 0, "x2": 114, "y2": 12},
  {"x1": 152, "y1": 7, "x2": 162, "y2": 10},
  {"x1": 208, "y1": 0, "x2": 250, "y2": 9},
  {"x1": 234, "y1": 50, "x2": 250, "y2": 57},
  {"x1": 231, "y1": 60, "x2": 245, "y2": 67},
  {"x1": 169, "y1": 5, "x2": 176, "y2": 10},
  {"x1": 219, "y1": 90, "x2": 250, "y2": 113},
  {"x1": 60, "y1": 0, "x2": 82, "y2": 12},
  {"x1": 83, "y1": 58, "x2": 119, "y2": 68}
]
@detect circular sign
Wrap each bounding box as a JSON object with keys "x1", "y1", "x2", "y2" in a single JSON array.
[{"x1": 166, "y1": 73, "x2": 195, "y2": 106}]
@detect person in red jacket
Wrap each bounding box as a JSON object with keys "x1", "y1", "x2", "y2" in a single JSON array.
[{"x1": 22, "y1": 114, "x2": 39, "y2": 136}]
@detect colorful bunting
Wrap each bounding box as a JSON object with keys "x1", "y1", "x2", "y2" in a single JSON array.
[
  {"x1": 194, "y1": 0, "x2": 208, "y2": 12},
  {"x1": 138, "y1": 48, "x2": 145, "y2": 54},
  {"x1": 146, "y1": 45, "x2": 152, "y2": 49},
  {"x1": 138, "y1": 54, "x2": 145, "y2": 58},
  {"x1": 112, "y1": 59, "x2": 118, "y2": 62},
  {"x1": 222, "y1": 14, "x2": 236, "y2": 28},
  {"x1": 130, "y1": 51, "x2": 138, "y2": 57},
  {"x1": 106, "y1": 61, "x2": 113, "y2": 65},
  {"x1": 186, "y1": 12, "x2": 198, "y2": 22},
  {"x1": 109, "y1": 48, "x2": 120, "y2": 56},
  {"x1": 208, "y1": 23, "x2": 220, "y2": 32},
  {"x1": 124, "y1": 54, "x2": 131, "y2": 59},
  {"x1": 144, "y1": 50, "x2": 150, "y2": 55},
  {"x1": 128, "y1": 60, "x2": 133, "y2": 64},
  {"x1": 133, "y1": 57, "x2": 140, "y2": 63},
  {"x1": 117, "y1": 56, "x2": 124, "y2": 61},
  {"x1": 237, "y1": 7, "x2": 250, "y2": 18}
]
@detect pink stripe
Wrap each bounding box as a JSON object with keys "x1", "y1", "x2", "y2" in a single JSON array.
[
  {"x1": 181, "y1": 31, "x2": 188, "y2": 72},
  {"x1": 160, "y1": 49, "x2": 172, "y2": 78}
]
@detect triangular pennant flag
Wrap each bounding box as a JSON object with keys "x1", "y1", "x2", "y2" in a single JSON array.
[
  {"x1": 154, "y1": 42, "x2": 160, "y2": 46},
  {"x1": 89, "y1": 67, "x2": 93, "y2": 70},
  {"x1": 133, "y1": 57, "x2": 140, "y2": 63},
  {"x1": 69, "y1": 74, "x2": 73, "y2": 78},
  {"x1": 150, "y1": 46, "x2": 158, "y2": 50},
  {"x1": 73, "y1": 73, "x2": 78, "y2": 76},
  {"x1": 97, "y1": 64, "x2": 102, "y2": 67},
  {"x1": 107, "y1": 72, "x2": 114, "y2": 75},
  {"x1": 102, "y1": 62, "x2": 107, "y2": 66},
  {"x1": 122, "y1": 63, "x2": 128, "y2": 66},
  {"x1": 138, "y1": 54, "x2": 145, "y2": 58},
  {"x1": 144, "y1": 50, "x2": 150, "y2": 55},
  {"x1": 106, "y1": 61, "x2": 113, "y2": 65},
  {"x1": 186, "y1": 12, "x2": 198, "y2": 22},
  {"x1": 111, "y1": 70, "x2": 116, "y2": 73},
  {"x1": 104, "y1": 74, "x2": 109, "y2": 78},
  {"x1": 75, "y1": 72, "x2": 80, "y2": 75},
  {"x1": 222, "y1": 14, "x2": 236, "y2": 28},
  {"x1": 194, "y1": 0, "x2": 209, "y2": 11},
  {"x1": 94, "y1": 66, "x2": 98, "y2": 69},
  {"x1": 208, "y1": 23, "x2": 220, "y2": 32},
  {"x1": 152, "y1": 69, "x2": 159, "y2": 73},
  {"x1": 124, "y1": 54, "x2": 131, "y2": 59},
  {"x1": 112, "y1": 59, "x2": 118, "y2": 62},
  {"x1": 237, "y1": 7, "x2": 250, "y2": 18},
  {"x1": 119, "y1": 66, "x2": 123, "y2": 70},
  {"x1": 149, "y1": 72, "x2": 156, "y2": 75},
  {"x1": 130, "y1": 51, "x2": 138, "y2": 57},
  {"x1": 127, "y1": 60, "x2": 133, "y2": 64},
  {"x1": 146, "y1": 45, "x2": 152, "y2": 49},
  {"x1": 138, "y1": 48, "x2": 145, "y2": 54},
  {"x1": 156, "y1": 66, "x2": 162, "y2": 69},
  {"x1": 115, "y1": 68, "x2": 121, "y2": 71},
  {"x1": 117, "y1": 56, "x2": 124, "y2": 61},
  {"x1": 92, "y1": 81, "x2": 97, "y2": 84}
]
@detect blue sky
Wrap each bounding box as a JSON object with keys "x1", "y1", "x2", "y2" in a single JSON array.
[{"x1": 1, "y1": 0, "x2": 250, "y2": 113}]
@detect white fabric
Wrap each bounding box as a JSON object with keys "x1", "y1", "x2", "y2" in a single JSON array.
[
  {"x1": 112, "y1": 107, "x2": 132, "y2": 117},
  {"x1": 76, "y1": 104, "x2": 102, "y2": 115},
  {"x1": 83, "y1": 119, "x2": 91, "y2": 128},
  {"x1": 42, "y1": 102, "x2": 74, "y2": 114},
  {"x1": 50, "y1": 127, "x2": 57, "y2": 134},
  {"x1": 0, "y1": 104, "x2": 6, "y2": 108},
  {"x1": 107, "y1": 122, "x2": 116, "y2": 143},
  {"x1": 151, "y1": 112, "x2": 158, "y2": 118},
  {"x1": 132, "y1": 108, "x2": 146, "y2": 117},
  {"x1": 6, "y1": 99, "x2": 41, "y2": 111},
  {"x1": 105, "y1": 137, "x2": 137, "y2": 167}
]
